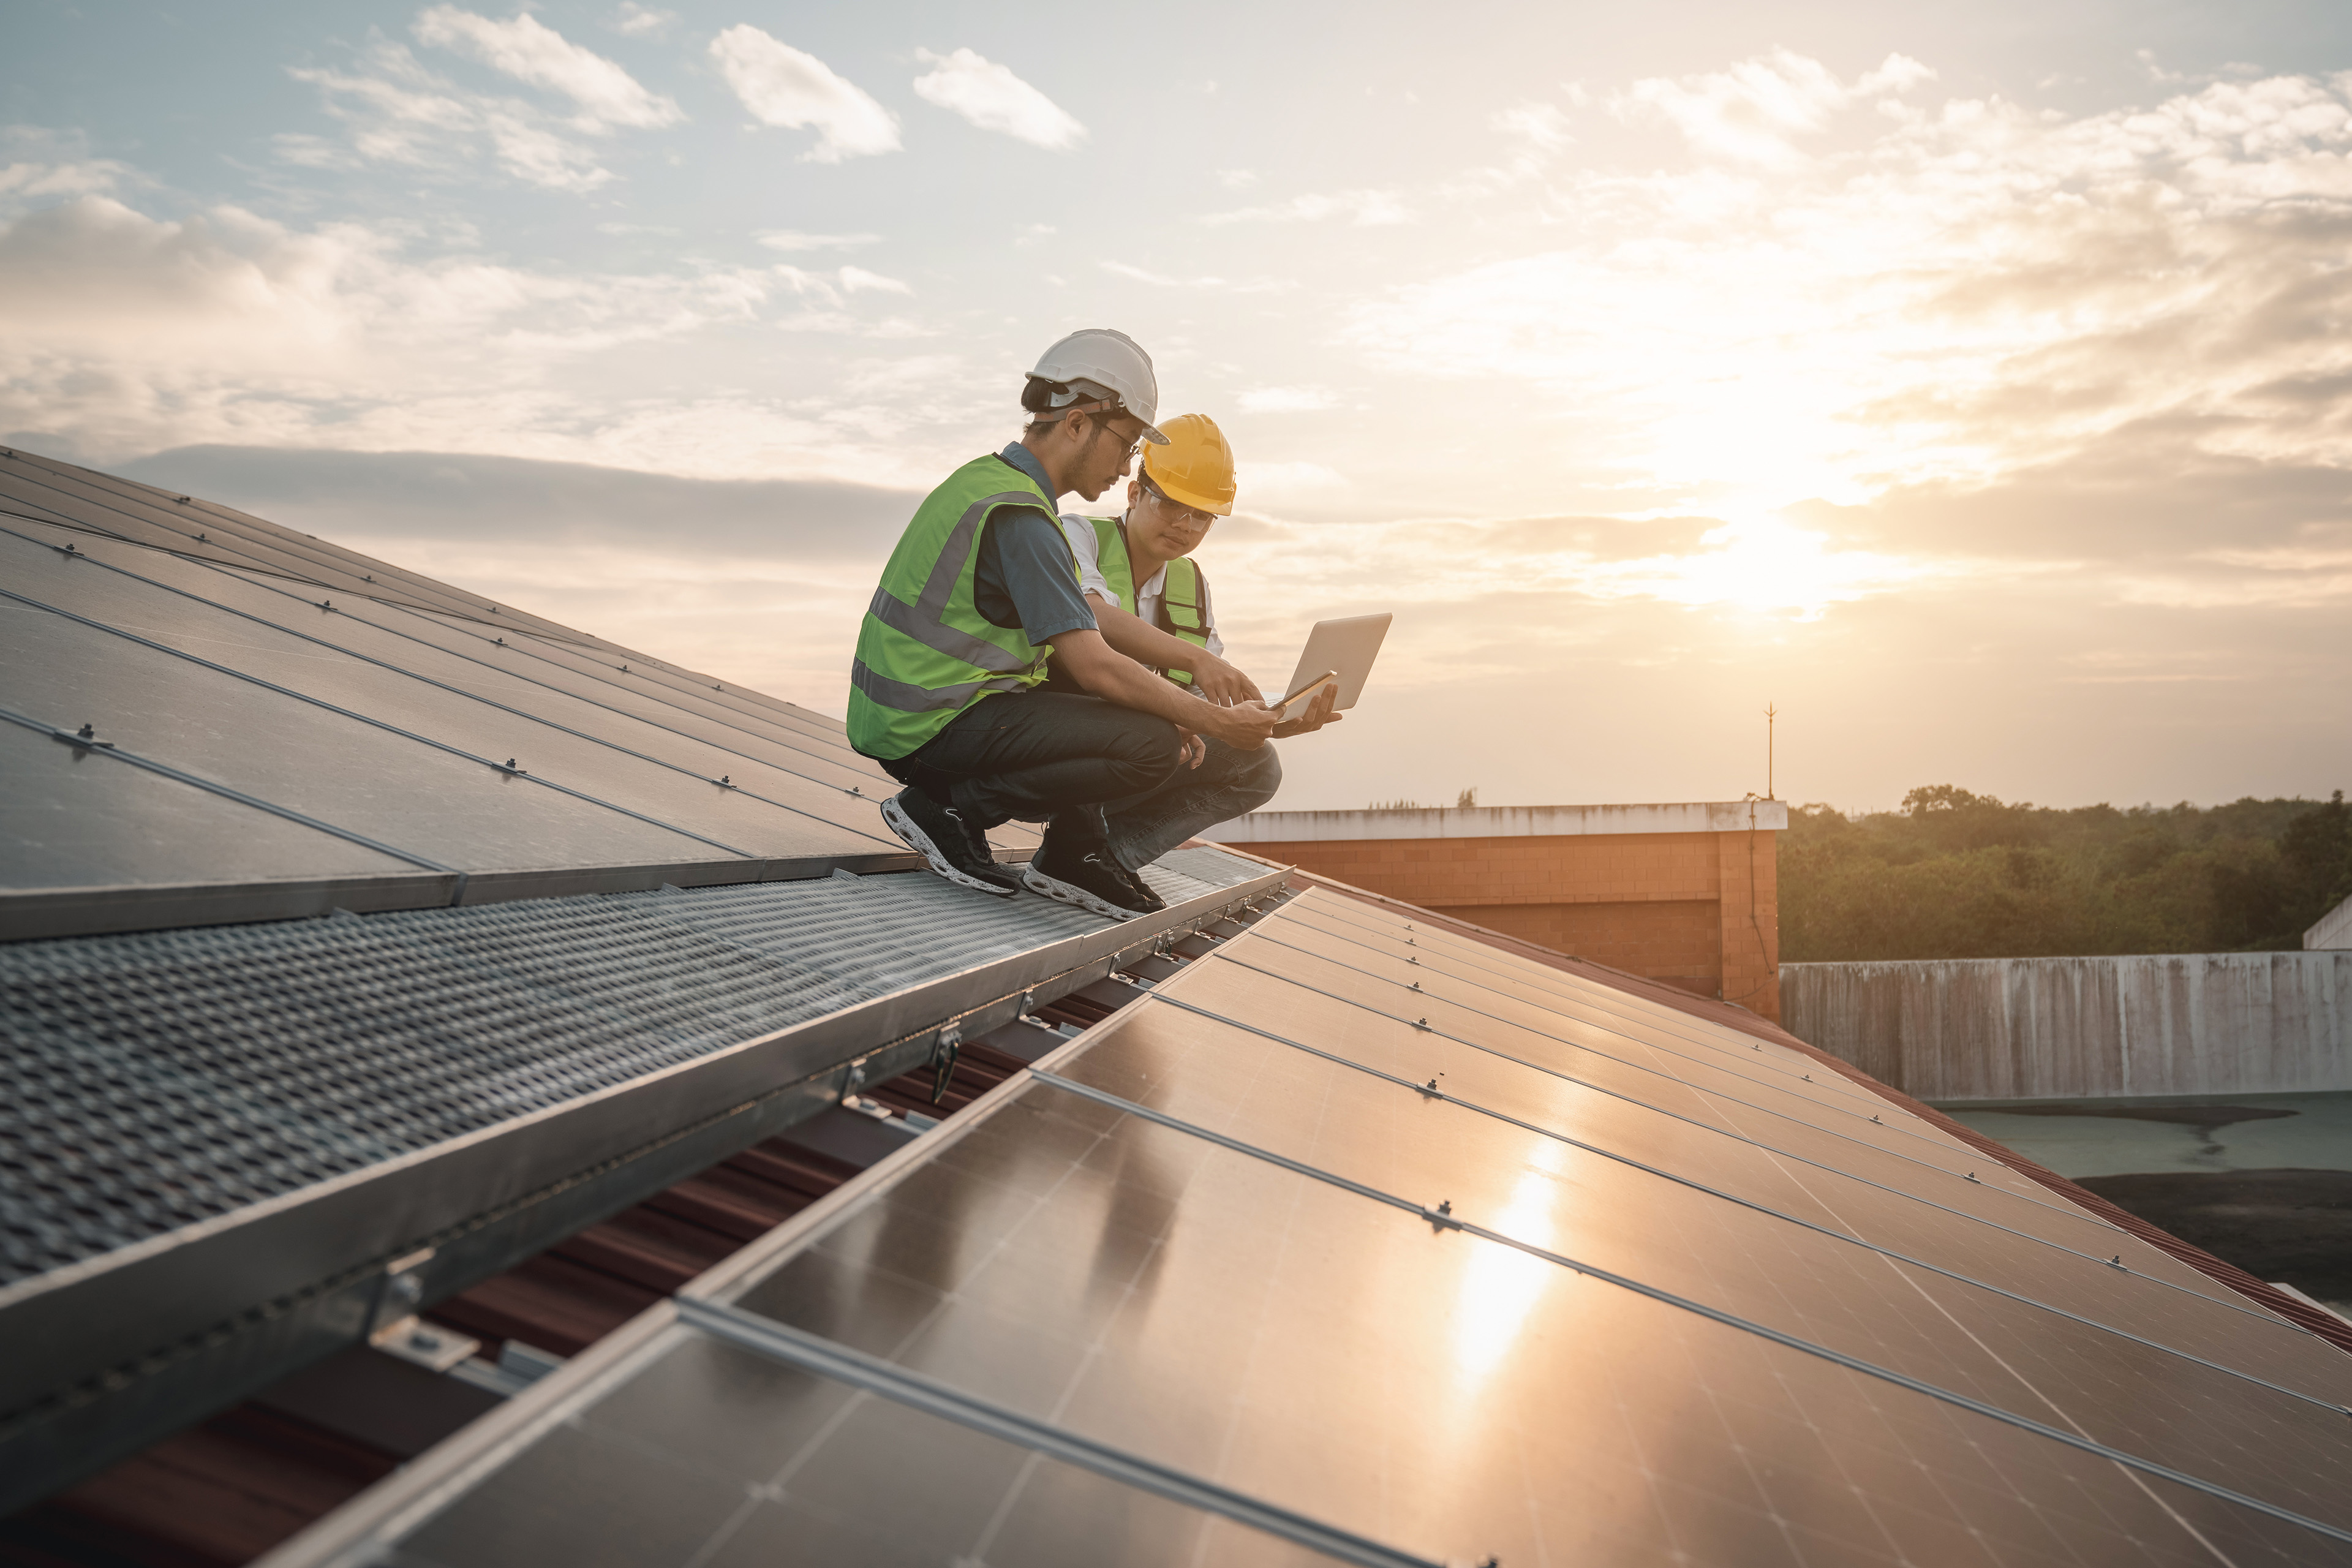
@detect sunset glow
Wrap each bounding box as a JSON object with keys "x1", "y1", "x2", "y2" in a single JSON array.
[{"x1": 6, "y1": 3, "x2": 2348, "y2": 809}]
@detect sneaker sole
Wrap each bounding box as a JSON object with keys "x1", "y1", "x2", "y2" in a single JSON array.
[
  {"x1": 1020, "y1": 862, "x2": 1143, "y2": 921},
  {"x1": 880, "y1": 796, "x2": 1018, "y2": 899}
]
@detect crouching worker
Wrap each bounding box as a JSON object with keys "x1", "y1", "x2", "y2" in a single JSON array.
[
  {"x1": 1046, "y1": 412, "x2": 1339, "y2": 880},
  {"x1": 847, "y1": 328, "x2": 1278, "y2": 919}
]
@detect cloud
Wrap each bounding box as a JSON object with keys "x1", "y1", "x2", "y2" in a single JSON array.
[
  {"x1": 1491, "y1": 102, "x2": 1573, "y2": 152},
  {"x1": 709, "y1": 26, "x2": 899, "y2": 163},
  {"x1": 608, "y1": 3, "x2": 674, "y2": 37},
  {"x1": 755, "y1": 229, "x2": 880, "y2": 252},
  {"x1": 0, "y1": 192, "x2": 959, "y2": 479},
  {"x1": 115, "y1": 445, "x2": 918, "y2": 559},
  {"x1": 287, "y1": 34, "x2": 657, "y2": 193},
  {"x1": 1218, "y1": 168, "x2": 1259, "y2": 189},
  {"x1": 0, "y1": 127, "x2": 135, "y2": 213},
  {"x1": 1237, "y1": 386, "x2": 1335, "y2": 413},
  {"x1": 1346, "y1": 62, "x2": 2352, "y2": 527},
  {"x1": 1202, "y1": 187, "x2": 1412, "y2": 226},
  {"x1": 837, "y1": 265, "x2": 910, "y2": 295},
  {"x1": 1616, "y1": 49, "x2": 1933, "y2": 165},
  {"x1": 412, "y1": 7, "x2": 681, "y2": 129},
  {"x1": 911, "y1": 48, "x2": 1085, "y2": 150},
  {"x1": 1101, "y1": 260, "x2": 1224, "y2": 288}
]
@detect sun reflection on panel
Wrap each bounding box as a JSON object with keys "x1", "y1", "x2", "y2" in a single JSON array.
[{"x1": 1449, "y1": 1141, "x2": 1575, "y2": 1382}]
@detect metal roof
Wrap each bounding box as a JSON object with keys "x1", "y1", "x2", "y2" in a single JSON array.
[
  {"x1": 0, "y1": 443, "x2": 1039, "y2": 941},
  {"x1": 270, "y1": 886, "x2": 2352, "y2": 1568}
]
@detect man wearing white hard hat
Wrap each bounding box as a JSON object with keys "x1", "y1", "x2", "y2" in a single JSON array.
[
  {"x1": 847, "y1": 328, "x2": 1279, "y2": 919},
  {"x1": 1045, "y1": 411, "x2": 1340, "y2": 878}
]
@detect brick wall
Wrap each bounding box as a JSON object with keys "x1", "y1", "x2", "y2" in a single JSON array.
[{"x1": 1246, "y1": 827, "x2": 1781, "y2": 1020}]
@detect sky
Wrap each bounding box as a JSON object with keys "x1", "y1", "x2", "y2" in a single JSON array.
[{"x1": 7, "y1": 1, "x2": 2351, "y2": 814}]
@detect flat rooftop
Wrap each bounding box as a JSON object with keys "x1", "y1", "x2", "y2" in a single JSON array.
[{"x1": 1199, "y1": 798, "x2": 1790, "y2": 843}]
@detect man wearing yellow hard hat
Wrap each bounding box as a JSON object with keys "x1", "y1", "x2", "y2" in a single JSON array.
[
  {"x1": 847, "y1": 328, "x2": 1280, "y2": 922},
  {"x1": 1046, "y1": 412, "x2": 1340, "y2": 880}
]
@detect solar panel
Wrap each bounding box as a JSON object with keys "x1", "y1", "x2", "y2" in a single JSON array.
[
  {"x1": 358, "y1": 1321, "x2": 1382, "y2": 1567},
  {"x1": 279, "y1": 886, "x2": 2352, "y2": 1567},
  {"x1": 0, "y1": 448, "x2": 1042, "y2": 940}
]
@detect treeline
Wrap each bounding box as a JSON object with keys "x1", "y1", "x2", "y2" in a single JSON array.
[{"x1": 1781, "y1": 786, "x2": 2352, "y2": 962}]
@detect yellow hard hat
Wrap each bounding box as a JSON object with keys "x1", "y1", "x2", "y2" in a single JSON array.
[{"x1": 1141, "y1": 413, "x2": 1237, "y2": 516}]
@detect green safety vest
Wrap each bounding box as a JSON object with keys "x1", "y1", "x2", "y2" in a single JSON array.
[
  {"x1": 847, "y1": 455, "x2": 1074, "y2": 760},
  {"x1": 1084, "y1": 514, "x2": 1213, "y2": 688}
]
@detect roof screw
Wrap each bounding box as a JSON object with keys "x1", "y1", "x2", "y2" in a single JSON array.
[
  {"x1": 197, "y1": 532, "x2": 208, "y2": 541},
  {"x1": 1425, "y1": 1077, "x2": 1439, "y2": 1092},
  {"x1": 76, "y1": 723, "x2": 94, "y2": 739},
  {"x1": 619, "y1": 664, "x2": 629, "y2": 672},
  {"x1": 174, "y1": 495, "x2": 190, "y2": 503},
  {"x1": 718, "y1": 775, "x2": 732, "y2": 787},
  {"x1": 1803, "y1": 1074, "x2": 1811, "y2": 1082},
  {"x1": 1965, "y1": 1171, "x2": 1978, "y2": 1182},
  {"x1": 1415, "y1": 1017, "x2": 1430, "y2": 1030},
  {"x1": 848, "y1": 785, "x2": 862, "y2": 796},
  {"x1": 1871, "y1": 1114, "x2": 1882, "y2": 1123},
  {"x1": 2110, "y1": 1255, "x2": 2125, "y2": 1268},
  {"x1": 503, "y1": 758, "x2": 518, "y2": 771},
  {"x1": 319, "y1": 599, "x2": 332, "y2": 609},
  {"x1": 494, "y1": 637, "x2": 505, "y2": 646},
  {"x1": 1410, "y1": 980, "x2": 1423, "y2": 991},
  {"x1": 363, "y1": 575, "x2": 374, "y2": 582}
]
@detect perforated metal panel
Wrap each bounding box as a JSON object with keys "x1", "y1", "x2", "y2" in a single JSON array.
[{"x1": 0, "y1": 848, "x2": 1262, "y2": 1287}]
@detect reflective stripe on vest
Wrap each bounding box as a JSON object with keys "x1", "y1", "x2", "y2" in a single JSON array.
[
  {"x1": 1085, "y1": 514, "x2": 1212, "y2": 687},
  {"x1": 847, "y1": 456, "x2": 1070, "y2": 759}
]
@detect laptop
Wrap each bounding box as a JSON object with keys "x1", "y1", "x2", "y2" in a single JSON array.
[{"x1": 1272, "y1": 612, "x2": 1392, "y2": 715}]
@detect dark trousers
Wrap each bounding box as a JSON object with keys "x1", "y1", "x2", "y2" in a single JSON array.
[{"x1": 878, "y1": 690, "x2": 1183, "y2": 832}]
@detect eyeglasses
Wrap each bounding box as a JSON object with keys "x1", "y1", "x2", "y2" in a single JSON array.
[
  {"x1": 1085, "y1": 409, "x2": 1144, "y2": 461},
  {"x1": 1139, "y1": 473, "x2": 1218, "y2": 529}
]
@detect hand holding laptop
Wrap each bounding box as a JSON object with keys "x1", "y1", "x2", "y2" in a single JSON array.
[
  {"x1": 1176, "y1": 611, "x2": 1388, "y2": 747},
  {"x1": 1272, "y1": 679, "x2": 1342, "y2": 737}
]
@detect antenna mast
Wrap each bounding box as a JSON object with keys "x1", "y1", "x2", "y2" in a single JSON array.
[{"x1": 1765, "y1": 703, "x2": 1777, "y2": 800}]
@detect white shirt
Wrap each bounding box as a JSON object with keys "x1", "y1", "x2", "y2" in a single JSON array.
[{"x1": 1059, "y1": 512, "x2": 1225, "y2": 658}]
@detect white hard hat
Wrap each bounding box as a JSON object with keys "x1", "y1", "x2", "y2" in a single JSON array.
[{"x1": 1027, "y1": 328, "x2": 1168, "y2": 444}]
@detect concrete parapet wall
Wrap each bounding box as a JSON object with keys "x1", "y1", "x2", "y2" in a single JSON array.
[
  {"x1": 1782, "y1": 951, "x2": 2352, "y2": 1101},
  {"x1": 1202, "y1": 799, "x2": 1788, "y2": 843},
  {"x1": 2310, "y1": 892, "x2": 2352, "y2": 951}
]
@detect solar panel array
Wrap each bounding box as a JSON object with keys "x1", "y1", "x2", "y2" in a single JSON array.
[
  {"x1": 277, "y1": 887, "x2": 2352, "y2": 1568},
  {"x1": 0, "y1": 446, "x2": 1036, "y2": 940}
]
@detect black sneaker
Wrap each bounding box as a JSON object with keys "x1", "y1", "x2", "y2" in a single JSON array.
[
  {"x1": 880, "y1": 789, "x2": 1020, "y2": 897},
  {"x1": 1115, "y1": 862, "x2": 1167, "y2": 913},
  {"x1": 957, "y1": 812, "x2": 1019, "y2": 887},
  {"x1": 1022, "y1": 810, "x2": 1148, "y2": 919}
]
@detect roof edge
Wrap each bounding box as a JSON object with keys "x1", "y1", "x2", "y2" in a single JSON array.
[{"x1": 1200, "y1": 799, "x2": 1788, "y2": 843}]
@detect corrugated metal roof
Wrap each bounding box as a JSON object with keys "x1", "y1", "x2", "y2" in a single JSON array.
[{"x1": 0, "y1": 847, "x2": 1254, "y2": 1287}]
